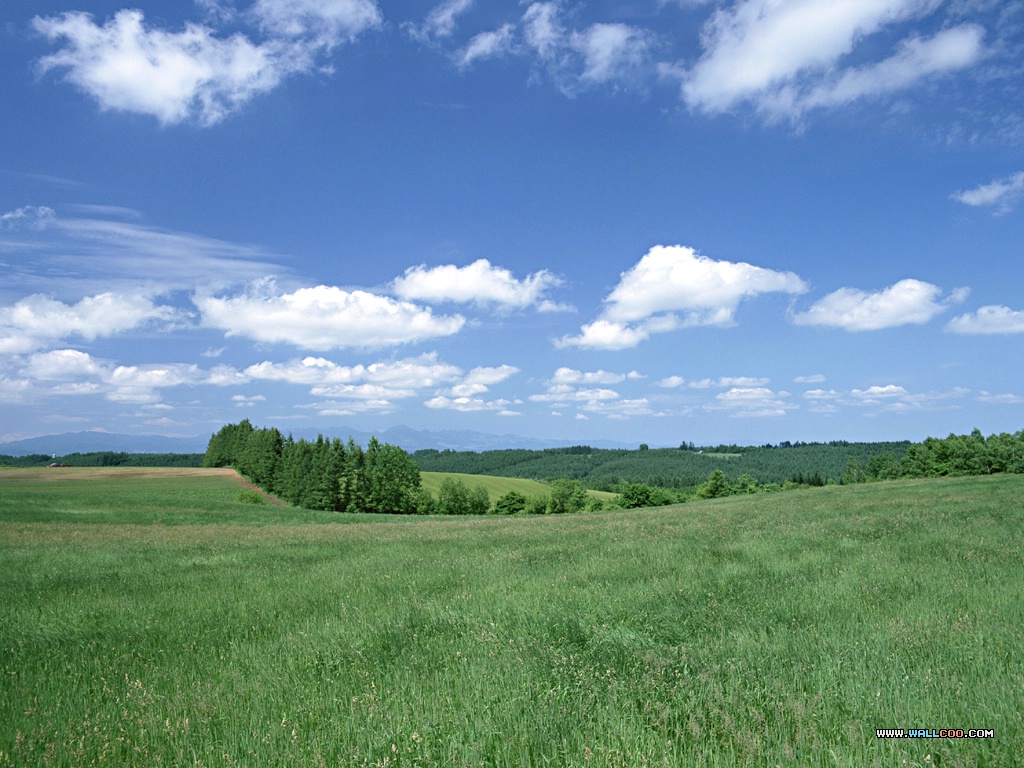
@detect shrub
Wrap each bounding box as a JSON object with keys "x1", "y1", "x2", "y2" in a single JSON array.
[{"x1": 236, "y1": 489, "x2": 266, "y2": 505}]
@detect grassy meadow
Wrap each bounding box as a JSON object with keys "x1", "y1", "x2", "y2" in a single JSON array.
[{"x1": 0, "y1": 468, "x2": 1021, "y2": 766}]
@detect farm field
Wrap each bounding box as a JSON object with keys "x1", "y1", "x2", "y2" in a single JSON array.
[{"x1": 0, "y1": 469, "x2": 1022, "y2": 766}]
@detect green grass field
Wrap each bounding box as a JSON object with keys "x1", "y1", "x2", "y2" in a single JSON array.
[
  {"x1": 1, "y1": 468, "x2": 1021, "y2": 766},
  {"x1": 419, "y1": 471, "x2": 618, "y2": 503}
]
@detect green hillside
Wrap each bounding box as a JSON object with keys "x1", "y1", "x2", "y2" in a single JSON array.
[
  {"x1": 412, "y1": 441, "x2": 914, "y2": 489},
  {"x1": 1, "y1": 469, "x2": 1021, "y2": 765},
  {"x1": 420, "y1": 471, "x2": 617, "y2": 502}
]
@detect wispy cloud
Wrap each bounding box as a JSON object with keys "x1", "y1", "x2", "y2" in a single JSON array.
[
  {"x1": 675, "y1": 0, "x2": 986, "y2": 122},
  {"x1": 952, "y1": 171, "x2": 1024, "y2": 214}
]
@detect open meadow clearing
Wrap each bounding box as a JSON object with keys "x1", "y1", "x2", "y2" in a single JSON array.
[{"x1": 0, "y1": 468, "x2": 1021, "y2": 766}]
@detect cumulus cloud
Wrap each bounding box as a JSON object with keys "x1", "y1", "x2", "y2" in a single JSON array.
[
  {"x1": 550, "y1": 367, "x2": 643, "y2": 386},
  {"x1": 529, "y1": 385, "x2": 620, "y2": 404},
  {"x1": 196, "y1": 280, "x2": 465, "y2": 350},
  {"x1": 666, "y1": 375, "x2": 770, "y2": 389},
  {"x1": 34, "y1": 2, "x2": 381, "y2": 125},
  {"x1": 392, "y1": 259, "x2": 563, "y2": 310},
  {"x1": 843, "y1": 384, "x2": 969, "y2": 412},
  {"x1": 946, "y1": 305, "x2": 1024, "y2": 334},
  {"x1": 677, "y1": 0, "x2": 985, "y2": 121},
  {"x1": 244, "y1": 353, "x2": 462, "y2": 388},
  {"x1": 17, "y1": 349, "x2": 244, "y2": 404},
  {"x1": 705, "y1": 386, "x2": 796, "y2": 418},
  {"x1": 527, "y1": 367, "x2": 657, "y2": 420},
  {"x1": 952, "y1": 171, "x2": 1024, "y2": 214},
  {"x1": 656, "y1": 375, "x2": 687, "y2": 388},
  {"x1": 558, "y1": 245, "x2": 807, "y2": 350},
  {"x1": 0, "y1": 292, "x2": 179, "y2": 354},
  {"x1": 425, "y1": 395, "x2": 516, "y2": 412},
  {"x1": 448, "y1": 364, "x2": 519, "y2": 396},
  {"x1": 791, "y1": 279, "x2": 967, "y2": 331}
]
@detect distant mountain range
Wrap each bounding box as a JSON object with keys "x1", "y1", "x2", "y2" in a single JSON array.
[{"x1": 0, "y1": 426, "x2": 636, "y2": 457}]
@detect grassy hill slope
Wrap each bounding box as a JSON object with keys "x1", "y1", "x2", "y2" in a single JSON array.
[
  {"x1": 0, "y1": 469, "x2": 1020, "y2": 766},
  {"x1": 420, "y1": 471, "x2": 618, "y2": 502}
]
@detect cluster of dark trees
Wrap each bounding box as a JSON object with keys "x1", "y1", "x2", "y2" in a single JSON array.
[
  {"x1": 203, "y1": 420, "x2": 597, "y2": 516},
  {"x1": 204, "y1": 420, "x2": 425, "y2": 514}
]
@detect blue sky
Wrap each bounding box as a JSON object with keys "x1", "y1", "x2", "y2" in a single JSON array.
[{"x1": 2, "y1": 0, "x2": 1023, "y2": 448}]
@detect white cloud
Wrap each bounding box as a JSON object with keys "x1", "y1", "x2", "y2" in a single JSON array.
[
  {"x1": 579, "y1": 397, "x2": 658, "y2": 419},
  {"x1": 679, "y1": 0, "x2": 985, "y2": 121},
  {"x1": 456, "y1": 25, "x2": 517, "y2": 68},
  {"x1": 196, "y1": 281, "x2": 465, "y2": 350},
  {"x1": 0, "y1": 206, "x2": 55, "y2": 230},
  {"x1": 952, "y1": 171, "x2": 1024, "y2": 214},
  {"x1": 424, "y1": 395, "x2": 514, "y2": 412},
  {"x1": 946, "y1": 305, "x2": 1024, "y2": 334},
  {"x1": 34, "y1": 10, "x2": 289, "y2": 126},
  {"x1": 523, "y1": 2, "x2": 565, "y2": 61},
  {"x1": 250, "y1": 0, "x2": 381, "y2": 43},
  {"x1": 706, "y1": 386, "x2": 796, "y2": 418},
  {"x1": 558, "y1": 245, "x2": 807, "y2": 349},
  {"x1": 0, "y1": 292, "x2": 179, "y2": 354},
  {"x1": 0, "y1": 207, "x2": 284, "y2": 296},
  {"x1": 407, "y1": 0, "x2": 475, "y2": 42},
  {"x1": 550, "y1": 367, "x2": 642, "y2": 386},
  {"x1": 791, "y1": 279, "x2": 965, "y2": 331},
  {"x1": 243, "y1": 354, "x2": 518, "y2": 405},
  {"x1": 571, "y1": 23, "x2": 652, "y2": 85},
  {"x1": 16, "y1": 350, "x2": 244, "y2": 404},
  {"x1": 977, "y1": 391, "x2": 1024, "y2": 405},
  {"x1": 802, "y1": 388, "x2": 840, "y2": 400},
  {"x1": 795, "y1": 26, "x2": 985, "y2": 113},
  {"x1": 554, "y1": 319, "x2": 650, "y2": 351},
  {"x1": 794, "y1": 373, "x2": 826, "y2": 383},
  {"x1": 849, "y1": 384, "x2": 909, "y2": 402},
  {"x1": 23, "y1": 349, "x2": 107, "y2": 381},
  {"x1": 529, "y1": 385, "x2": 620, "y2": 404},
  {"x1": 448, "y1": 364, "x2": 519, "y2": 396},
  {"x1": 392, "y1": 258, "x2": 562, "y2": 310},
  {"x1": 517, "y1": 2, "x2": 654, "y2": 93},
  {"x1": 34, "y1": 2, "x2": 381, "y2": 125},
  {"x1": 657, "y1": 375, "x2": 687, "y2": 388},
  {"x1": 245, "y1": 353, "x2": 462, "y2": 388}
]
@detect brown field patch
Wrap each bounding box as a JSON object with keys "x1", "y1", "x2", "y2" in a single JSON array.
[{"x1": 0, "y1": 466, "x2": 241, "y2": 482}]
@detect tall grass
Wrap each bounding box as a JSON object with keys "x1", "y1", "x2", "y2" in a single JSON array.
[{"x1": 0, "y1": 470, "x2": 1021, "y2": 766}]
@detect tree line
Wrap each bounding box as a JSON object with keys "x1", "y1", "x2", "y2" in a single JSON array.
[
  {"x1": 204, "y1": 420, "x2": 425, "y2": 514},
  {"x1": 204, "y1": 422, "x2": 1024, "y2": 514}
]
